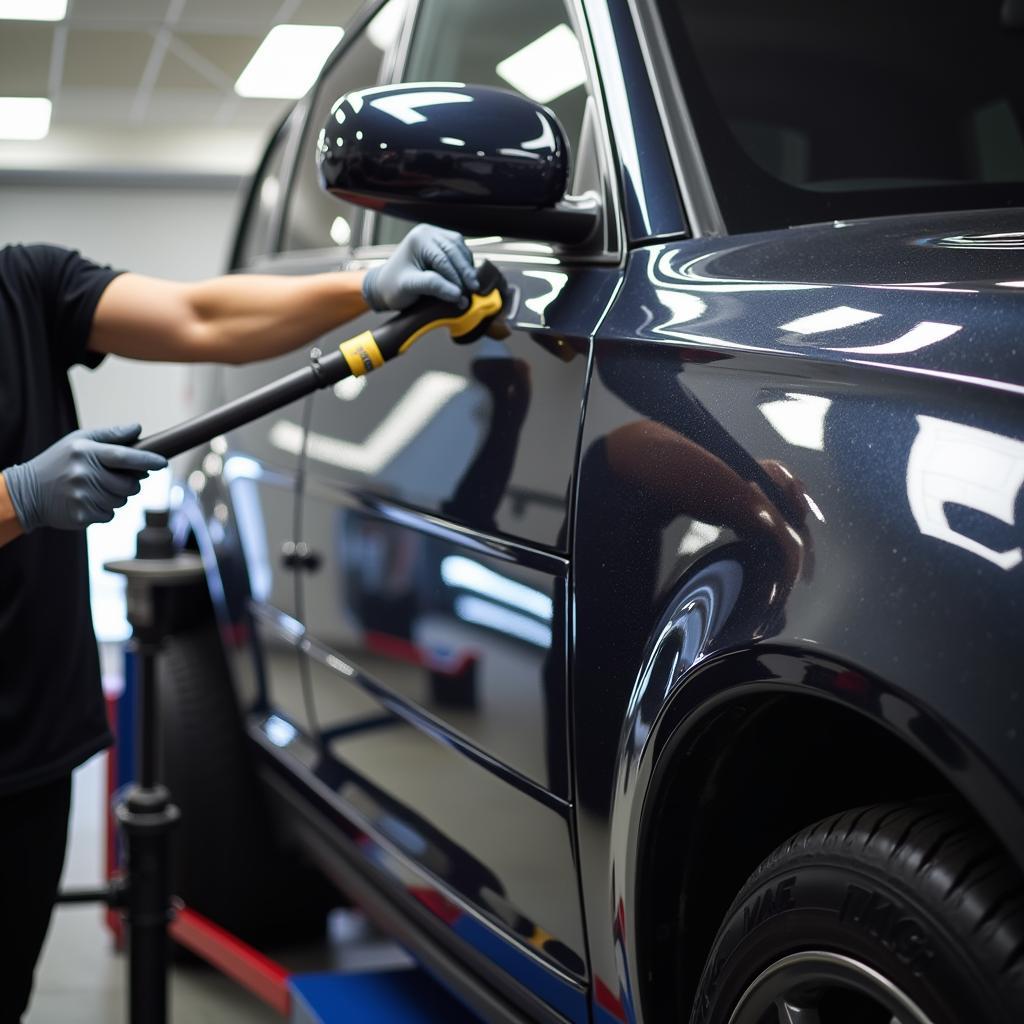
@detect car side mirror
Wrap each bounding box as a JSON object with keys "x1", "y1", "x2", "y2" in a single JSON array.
[{"x1": 316, "y1": 82, "x2": 600, "y2": 246}]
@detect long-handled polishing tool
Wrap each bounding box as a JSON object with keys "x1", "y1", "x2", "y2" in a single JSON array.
[{"x1": 134, "y1": 260, "x2": 508, "y2": 459}]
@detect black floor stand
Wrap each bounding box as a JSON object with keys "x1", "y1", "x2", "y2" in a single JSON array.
[{"x1": 56, "y1": 509, "x2": 203, "y2": 1024}]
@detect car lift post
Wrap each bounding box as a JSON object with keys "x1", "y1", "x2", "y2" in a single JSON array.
[{"x1": 57, "y1": 509, "x2": 203, "y2": 1024}]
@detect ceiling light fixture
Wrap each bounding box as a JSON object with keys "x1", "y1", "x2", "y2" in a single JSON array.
[
  {"x1": 0, "y1": 97, "x2": 52, "y2": 140},
  {"x1": 0, "y1": 0, "x2": 66, "y2": 20},
  {"x1": 235, "y1": 24, "x2": 343, "y2": 100},
  {"x1": 495, "y1": 24, "x2": 586, "y2": 105}
]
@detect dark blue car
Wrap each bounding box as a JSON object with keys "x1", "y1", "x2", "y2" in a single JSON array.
[{"x1": 161, "y1": 1, "x2": 1024, "y2": 1021}]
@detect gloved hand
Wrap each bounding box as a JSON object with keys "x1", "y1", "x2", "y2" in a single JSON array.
[
  {"x1": 363, "y1": 224, "x2": 480, "y2": 312},
  {"x1": 2, "y1": 424, "x2": 167, "y2": 532}
]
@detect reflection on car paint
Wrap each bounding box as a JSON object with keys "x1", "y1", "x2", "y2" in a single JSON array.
[
  {"x1": 758, "y1": 393, "x2": 832, "y2": 450},
  {"x1": 573, "y1": 215, "x2": 1024, "y2": 1020},
  {"x1": 268, "y1": 371, "x2": 468, "y2": 474},
  {"x1": 907, "y1": 415, "x2": 1024, "y2": 570},
  {"x1": 520, "y1": 270, "x2": 569, "y2": 325},
  {"x1": 828, "y1": 319, "x2": 961, "y2": 355}
]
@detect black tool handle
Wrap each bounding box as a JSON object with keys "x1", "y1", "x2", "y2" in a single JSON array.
[
  {"x1": 134, "y1": 354, "x2": 346, "y2": 458},
  {"x1": 133, "y1": 300, "x2": 458, "y2": 459},
  {"x1": 134, "y1": 261, "x2": 506, "y2": 460}
]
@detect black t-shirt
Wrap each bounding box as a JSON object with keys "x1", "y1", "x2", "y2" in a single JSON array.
[{"x1": 0, "y1": 244, "x2": 123, "y2": 795}]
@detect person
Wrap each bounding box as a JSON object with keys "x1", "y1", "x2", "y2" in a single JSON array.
[{"x1": 0, "y1": 223, "x2": 478, "y2": 1021}]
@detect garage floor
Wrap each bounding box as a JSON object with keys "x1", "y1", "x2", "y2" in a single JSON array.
[{"x1": 26, "y1": 752, "x2": 413, "y2": 1023}]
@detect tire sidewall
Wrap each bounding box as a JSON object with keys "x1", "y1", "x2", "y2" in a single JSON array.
[{"x1": 692, "y1": 856, "x2": 1001, "y2": 1024}]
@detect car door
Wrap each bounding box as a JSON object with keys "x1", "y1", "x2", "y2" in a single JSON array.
[
  {"x1": 218, "y1": 2, "x2": 406, "y2": 745},
  {"x1": 288, "y1": 1, "x2": 621, "y2": 1019}
]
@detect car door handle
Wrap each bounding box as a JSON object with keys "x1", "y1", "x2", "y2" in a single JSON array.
[{"x1": 280, "y1": 541, "x2": 322, "y2": 572}]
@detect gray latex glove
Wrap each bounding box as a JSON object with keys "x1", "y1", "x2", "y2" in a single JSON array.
[
  {"x1": 362, "y1": 224, "x2": 480, "y2": 312},
  {"x1": 3, "y1": 424, "x2": 167, "y2": 532}
]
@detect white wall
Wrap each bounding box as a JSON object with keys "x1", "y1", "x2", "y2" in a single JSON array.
[
  {"x1": 1, "y1": 181, "x2": 245, "y2": 640},
  {"x1": 0, "y1": 182, "x2": 244, "y2": 433}
]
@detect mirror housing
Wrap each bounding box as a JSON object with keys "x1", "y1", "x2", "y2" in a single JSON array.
[{"x1": 317, "y1": 83, "x2": 599, "y2": 245}]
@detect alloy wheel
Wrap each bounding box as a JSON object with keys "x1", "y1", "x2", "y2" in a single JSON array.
[{"x1": 726, "y1": 951, "x2": 937, "y2": 1024}]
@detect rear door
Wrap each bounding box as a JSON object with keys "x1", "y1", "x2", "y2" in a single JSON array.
[{"x1": 289, "y1": 2, "x2": 621, "y2": 1019}]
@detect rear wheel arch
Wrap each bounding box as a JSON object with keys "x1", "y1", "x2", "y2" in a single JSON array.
[{"x1": 627, "y1": 651, "x2": 1024, "y2": 1021}]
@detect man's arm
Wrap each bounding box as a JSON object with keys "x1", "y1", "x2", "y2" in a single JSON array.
[
  {"x1": 0, "y1": 473, "x2": 24, "y2": 549},
  {"x1": 88, "y1": 225, "x2": 479, "y2": 364},
  {"x1": 89, "y1": 270, "x2": 369, "y2": 365}
]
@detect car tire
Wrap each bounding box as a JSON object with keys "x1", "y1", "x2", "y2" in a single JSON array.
[
  {"x1": 690, "y1": 800, "x2": 1024, "y2": 1024},
  {"x1": 156, "y1": 623, "x2": 331, "y2": 946}
]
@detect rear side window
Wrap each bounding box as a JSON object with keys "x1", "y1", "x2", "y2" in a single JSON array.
[
  {"x1": 281, "y1": 0, "x2": 408, "y2": 253},
  {"x1": 374, "y1": 0, "x2": 591, "y2": 246},
  {"x1": 656, "y1": 0, "x2": 1024, "y2": 232},
  {"x1": 234, "y1": 117, "x2": 292, "y2": 267}
]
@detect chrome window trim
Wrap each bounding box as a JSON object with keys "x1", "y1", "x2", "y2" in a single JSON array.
[{"x1": 626, "y1": 0, "x2": 725, "y2": 238}]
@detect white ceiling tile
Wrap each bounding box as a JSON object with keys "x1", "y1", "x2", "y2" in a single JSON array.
[
  {"x1": 183, "y1": 0, "x2": 281, "y2": 22},
  {"x1": 62, "y1": 28, "x2": 153, "y2": 88},
  {"x1": 71, "y1": 0, "x2": 178, "y2": 23},
  {"x1": 0, "y1": 22, "x2": 54, "y2": 95}
]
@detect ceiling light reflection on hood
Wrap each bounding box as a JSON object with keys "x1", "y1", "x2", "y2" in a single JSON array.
[
  {"x1": 831, "y1": 320, "x2": 961, "y2": 355},
  {"x1": 495, "y1": 24, "x2": 586, "y2": 104},
  {"x1": 780, "y1": 306, "x2": 881, "y2": 335}
]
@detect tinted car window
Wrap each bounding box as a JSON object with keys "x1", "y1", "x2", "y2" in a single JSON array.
[
  {"x1": 374, "y1": 0, "x2": 590, "y2": 246},
  {"x1": 656, "y1": 0, "x2": 1024, "y2": 232},
  {"x1": 282, "y1": 0, "x2": 407, "y2": 253},
  {"x1": 235, "y1": 116, "x2": 291, "y2": 267}
]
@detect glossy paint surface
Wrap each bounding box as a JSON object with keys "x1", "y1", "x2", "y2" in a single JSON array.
[
  {"x1": 319, "y1": 83, "x2": 569, "y2": 210},
  {"x1": 289, "y1": 257, "x2": 617, "y2": 1020},
  {"x1": 573, "y1": 210, "x2": 1024, "y2": 1021},
  {"x1": 191, "y1": 243, "x2": 619, "y2": 1019},
  {"x1": 186, "y1": 0, "x2": 1024, "y2": 1020}
]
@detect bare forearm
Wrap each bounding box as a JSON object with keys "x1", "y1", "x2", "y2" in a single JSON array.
[
  {"x1": 186, "y1": 270, "x2": 368, "y2": 363},
  {"x1": 90, "y1": 269, "x2": 369, "y2": 364},
  {"x1": 0, "y1": 472, "x2": 24, "y2": 549}
]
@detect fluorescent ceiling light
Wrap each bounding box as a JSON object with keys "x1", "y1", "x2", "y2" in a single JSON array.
[
  {"x1": 235, "y1": 24, "x2": 343, "y2": 100},
  {"x1": 496, "y1": 24, "x2": 586, "y2": 104},
  {"x1": 0, "y1": 97, "x2": 52, "y2": 140},
  {"x1": 0, "y1": 0, "x2": 66, "y2": 20}
]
